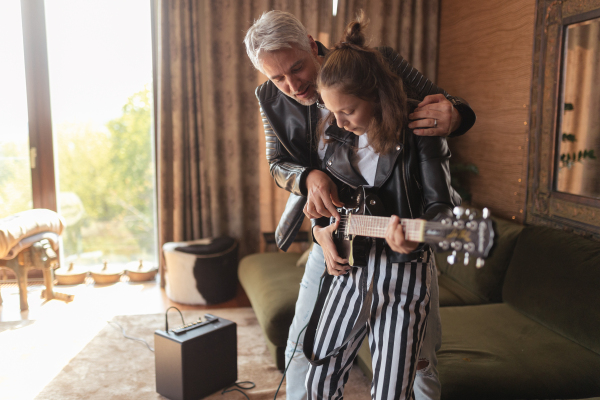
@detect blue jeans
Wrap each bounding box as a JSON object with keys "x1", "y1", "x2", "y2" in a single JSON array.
[{"x1": 284, "y1": 244, "x2": 442, "y2": 400}]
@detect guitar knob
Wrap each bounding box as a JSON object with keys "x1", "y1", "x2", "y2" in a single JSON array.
[
  {"x1": 450, "y1": 241, "x2": 463, "y2": 251},
  {"x1": 453, "y1": 220, "x2": 465, "y2": 229},
  {"x1": 464, "y1": 252, "x2": 470, "y2": 265},
  {"x1": 482, "y1": 208, "x2": 490, "y2": 219},
  {"x1": 476, "y1": 258, "x2": 485, "y2": 268},
  {"x1": 453, "y1": 206, "x2": 465, "y2": 218},
  {"x1": 370, "y1": 200, "x2": 376, "y2": 205},
  {"x1": 447, "y1": 250, "x2": 457, "y2": 265}
]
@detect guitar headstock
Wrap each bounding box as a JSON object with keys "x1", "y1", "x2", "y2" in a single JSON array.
[{"x1": 425, "y1": 207, "x2": 495, "y2": 268}]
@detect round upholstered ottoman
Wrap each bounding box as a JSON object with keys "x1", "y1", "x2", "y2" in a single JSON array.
[{"x1": 162, "y1": 237, "x2": 239, "y2": 305}]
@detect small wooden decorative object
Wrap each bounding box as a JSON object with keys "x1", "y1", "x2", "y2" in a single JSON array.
[
  {"x1": 90, "y1": 261, "x2": 123, "y2": 284},
  {"x1": 126, "y1": 260, "x2": 158, "y2": 282},
  {"x1": 55, "y1": 262, "x2": 88, "y2": 285}
]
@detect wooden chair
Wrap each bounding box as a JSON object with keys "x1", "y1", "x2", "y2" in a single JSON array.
[{"x1": 0, "y1": 209, "x2": 68, "y2": 311}]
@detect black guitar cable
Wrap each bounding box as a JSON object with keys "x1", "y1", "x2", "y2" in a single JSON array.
[
  {"x1": 107, "y1": 320, "x2": 155, "y2": 352},
  {"x1": 222, "y1": 381, "x2": 256, "y2": 399},
  {"x1": 273, "y1": 275, "x2": 324, "y2": 400},
  {"x1": 165, "y1": 306, "x2": 185, "y2": 332}
]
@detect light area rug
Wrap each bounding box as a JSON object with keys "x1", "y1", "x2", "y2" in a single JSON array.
[{"x1": 32, "y1": 307, "x2": 372, "y2": 399}]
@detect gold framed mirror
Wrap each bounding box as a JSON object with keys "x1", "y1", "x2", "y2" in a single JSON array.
[{"x1": 528, "y1": 0, "x2": 600, "y2": 236}]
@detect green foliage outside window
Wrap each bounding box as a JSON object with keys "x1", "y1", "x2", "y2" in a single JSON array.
[{"x1": 57, "y1": 85, "x2": 155, "y2": 262}]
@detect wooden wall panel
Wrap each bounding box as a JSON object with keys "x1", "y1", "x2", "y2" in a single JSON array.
[{"x1": 437, "y1": 0, "x2": 536, "y2": 223}]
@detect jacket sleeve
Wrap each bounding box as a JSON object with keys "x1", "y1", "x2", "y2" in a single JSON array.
[
  {"x1": 414, "y1": 134, "x2": 456, "y2": 222},
  {"x1": 258, "y1": 91, "x2": 312, "y2": 197},
  {"x1": 379, "y1": 47, "x2": 476, "y2": 137}
]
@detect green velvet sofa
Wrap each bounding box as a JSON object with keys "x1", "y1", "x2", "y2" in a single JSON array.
[{"x1": 239, "y1": 217, "x2": 600, "y2": 399}]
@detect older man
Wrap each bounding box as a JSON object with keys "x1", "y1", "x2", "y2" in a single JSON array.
[{"x1": 244, "y1": 10, "x2": 475, "y2": 400}]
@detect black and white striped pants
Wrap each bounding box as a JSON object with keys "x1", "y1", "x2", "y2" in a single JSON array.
[{"x1": 306, "y1": 246, "x2": 432, "y2": 400}]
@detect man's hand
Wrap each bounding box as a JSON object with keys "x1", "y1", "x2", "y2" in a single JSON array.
[
  {"x1": 304, "y1": 170, "x2": 344, "y2": 219},
  {"x1": 385, "y1": 215, "x2": 419, "y2": 254},
  {"x1": 313, "y1": 222, "x2": 350, "y2": 276},
  {"x1": 408, "y1": 94, "x2": 462, "y2": 137}
]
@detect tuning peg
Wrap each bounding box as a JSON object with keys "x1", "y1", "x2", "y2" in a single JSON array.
[
  {"x1": 447, "y1": 250, "x2": 457, "y2": 265},
  {"x1": 438, "y1": 241, "x2": 450, "y2": 251},
  {"x1": 476, "y1": 258, "x2": 485, "y2": 268},
  {"x1": 464, "y1": 242, "x2": 475, "y2": 253},
  {"x1": 468, "y1": 209, "x2": 477, "y2": 220},
  {"x1": 453, "y1": 206, "x2": 465, "y2": 219},
  {"x1": 464, "y1": 252, "x2": 470, "y2": 265},
  {"x1": 482, "y1": 208, "x2": 490, "y2": 219},
  {"x1": 450, "y1": 241, "x2": 463, "y2": 251},
  {"x1": 453, "y1": 219, "x2": 466, "y2": 229}
]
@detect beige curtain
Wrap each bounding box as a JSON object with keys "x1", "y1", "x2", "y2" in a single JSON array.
[{"x1": 156, "y1": 0, "x2": 440, "y2": 285}]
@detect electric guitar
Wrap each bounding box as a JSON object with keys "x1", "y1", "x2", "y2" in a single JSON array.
[{"x1": 331, "y1": 186, "x2": 495, "y2": 268}]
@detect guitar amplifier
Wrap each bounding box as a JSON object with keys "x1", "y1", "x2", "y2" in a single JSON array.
[{"x1": 154, "y1": 315, "x2": 237, "y2": 400}]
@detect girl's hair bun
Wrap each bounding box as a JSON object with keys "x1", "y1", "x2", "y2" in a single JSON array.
[{"x1": 337, "y1": 10, "x2": 368, "y2": 49}]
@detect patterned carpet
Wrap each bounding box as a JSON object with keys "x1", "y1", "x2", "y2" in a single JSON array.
[{"x1": 30, "y1": 307, "x2": 372, "y2": 399}]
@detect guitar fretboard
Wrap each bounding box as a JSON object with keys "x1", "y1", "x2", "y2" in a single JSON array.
[{"x1": 342, "y1": 215, "x2": 426, "y2": 242}]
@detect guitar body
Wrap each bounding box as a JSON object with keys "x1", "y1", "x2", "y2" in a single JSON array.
[{"x1": 332, "y1": 186, "x2": 387, "y2": 267}]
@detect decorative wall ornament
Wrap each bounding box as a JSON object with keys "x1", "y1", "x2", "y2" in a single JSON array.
[{"x1": 528, "y1": 0, "x2": 600, "y2": 238}]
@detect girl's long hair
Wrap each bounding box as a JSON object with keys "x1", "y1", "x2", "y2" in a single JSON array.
[{"x1": 317, "y1": 11, "x2": 407, "y2": 154}]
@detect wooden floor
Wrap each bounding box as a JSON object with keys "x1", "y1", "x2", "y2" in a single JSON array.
[{"x1": 0, "y1": 277, "x2": 251, "y2": 322}]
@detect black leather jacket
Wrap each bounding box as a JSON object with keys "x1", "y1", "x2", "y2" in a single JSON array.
[
  {"x1": 314, "y1": 109, "x2": 456, "y2": 262},
  {"x1": 256, "y1": 43, "x2": 476, "y2": 251}
]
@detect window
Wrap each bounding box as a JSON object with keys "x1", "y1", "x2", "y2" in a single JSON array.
[
  {"x1": 2, "y1": 0, "x2": 157, "y2": 269},
  {"x1": 0, "y1": 1, "x2": 33, "y2": 216}
]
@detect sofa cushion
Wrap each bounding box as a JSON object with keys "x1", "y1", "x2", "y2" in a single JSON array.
[
  {"x1": 438, "y1": 274, "x2": 488, "y2": 307},
  {"x1": 439, "y1": 303, "x2": 600, "y2": 399},
  {"x1": 502, "y1": 226, "x2": 600, "y2": 356},
  {"x1": 436, "y1": 215, "x2": 524, "y2": 304},
  {"x1": 238, "y1": 252, "x2": 304, "y2": 348}
]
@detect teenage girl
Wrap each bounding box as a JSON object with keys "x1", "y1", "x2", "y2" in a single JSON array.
[{"x1": 307, "y1": 15, "x2": 455, "y2": 400}]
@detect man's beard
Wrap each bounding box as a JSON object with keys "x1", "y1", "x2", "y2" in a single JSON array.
[
  {"x1": 284, "y1": 55, "x2": 321, "y2": 106},
  {"x1": 288, "y1": 83, "x2": 319, "y2": 106}
]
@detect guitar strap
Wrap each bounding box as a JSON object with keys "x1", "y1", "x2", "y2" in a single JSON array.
[{"x1": 303, "y1": 240, "x2": 384, "y2": 366}]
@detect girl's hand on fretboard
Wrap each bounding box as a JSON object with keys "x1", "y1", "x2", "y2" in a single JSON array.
[{"x1": 385, "y1": 215, "x2": 419, "y2": 254}]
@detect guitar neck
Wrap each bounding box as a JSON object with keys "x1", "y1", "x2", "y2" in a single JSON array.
[{"x1": 345, "y1": 215, "x2": 426, "y2": 242}]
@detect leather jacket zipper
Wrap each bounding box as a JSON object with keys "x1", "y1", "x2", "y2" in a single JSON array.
[
  {"x1": 413, "y1": 174, "x2": 426, "y2": 209},
  {"x1": 402, "y1": 149, "x2": 414, "y2": 219},
  {"x1": 309, "y1": 105, "x2": 312, "y2": 167}
]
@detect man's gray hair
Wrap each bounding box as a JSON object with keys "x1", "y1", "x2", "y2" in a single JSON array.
[{"x1": 244, "y1": 10, "x2": 312, "y2": 73}]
